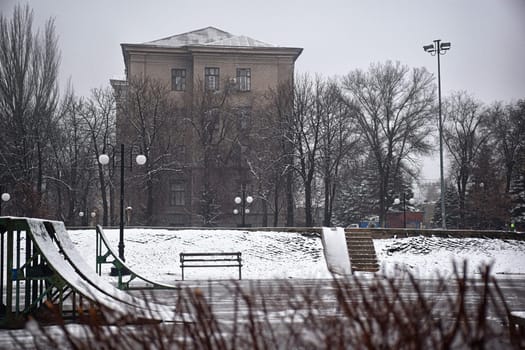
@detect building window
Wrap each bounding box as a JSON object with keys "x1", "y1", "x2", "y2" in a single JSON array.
[
  {"x1": 169, "y1": 182, "x2": 185, "y2": 206},
  {"x1": 237, "y1": 68, "x2": 251, "y2": 91},
  {"x1": 205, "y1": 67, "x2": 220, "y2": 91},
  {"x1": 171, "y1": 69, "x2": 186, "y2": 91},
  {"x1": 235, "y1": 107, "x2": 251, "y2": 130}
]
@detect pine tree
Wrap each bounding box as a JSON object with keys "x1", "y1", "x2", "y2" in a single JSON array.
[
  {"x1": 465, "y1": 144, "x2": 510, "y2": 230},
  {"x1": 333, "y1": 155, "x2": 379, "y2": 226},
  {"x1": 509, "y1": 149, "x2": 525, "y2": 231},
  {"x1": 433, "y1": 183, "x2": 460, "y2": 228}
]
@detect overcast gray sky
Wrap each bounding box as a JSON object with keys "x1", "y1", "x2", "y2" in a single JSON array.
[
  {"x1": 2, "y1": 0, "x2": 524, "y2": 102},
  {"x1": 2, "y1": 0, "x2": 525, "y2": 182}
]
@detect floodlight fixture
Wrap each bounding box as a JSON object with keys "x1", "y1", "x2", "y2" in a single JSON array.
[
  {"x1": 423, "y1": 44, "x2": 435, "y2": 52},
  {"x1": 440, "y1": 42, "x2": 451, "y2": 50}
]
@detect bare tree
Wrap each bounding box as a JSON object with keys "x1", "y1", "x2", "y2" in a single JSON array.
[
  {"x1": 486, "y1": 100, "x2": 525, "y2": 192},
  {"x1": 286, "y1": 74, "x2": 322, "y2": 227},
  {"x1": 80, "y1": 87, "x2": 116, "y2": 226},
  {"x1": 118, "y1": 76, "x2": 179, "y2": 225},
  {"x1": 341, "y1": 61, "x2": 435, "y2": 226},
  {"x1": 443, "y1": 91, "x2": 490, "y2": 228},
  {"x1": 48, "y1": 86, "x2": 96, "y2": 225},
  {"x1": 319, "y1": 79, "x2": 360, "y2": 226},
  {"x1": 0, "y1": 4, "x2": 60, "y2": 216},
  {"x1": 184, "y1": 80, "x2": 239, "y2": 226},
  {"x1": 263, "y1": 81, "x2": 296, "y2": 226}
]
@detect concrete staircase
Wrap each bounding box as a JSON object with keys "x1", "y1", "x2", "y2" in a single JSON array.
[{"x1": 344, "y1": 230, "x2": 380, "y2": 272}]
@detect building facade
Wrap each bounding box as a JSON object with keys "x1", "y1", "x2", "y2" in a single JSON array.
[{"x1": 112, "y1": 27, "x2": 302, "y2": 226}]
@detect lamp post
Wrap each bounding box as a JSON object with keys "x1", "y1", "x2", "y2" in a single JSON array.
[
  {"x1": 99, "y1": 144, "x2": 146, "y2": 261},
  {"x1": 424, "y1": 39, "x2": 451, "y2": 229},
  {"x1": 394, "y1": 193, "x2": 415, "y2": 229},
  {"x1": 233, "y1": 184, "x2": 253, "y2": 227},
  {"x1": 0, "y1": 190, "x2": 11, "y2": 216}
]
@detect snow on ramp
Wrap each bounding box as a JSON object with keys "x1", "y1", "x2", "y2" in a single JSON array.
[{"x1": 321, "y1": 227, "x2": 352, "y2": 275}]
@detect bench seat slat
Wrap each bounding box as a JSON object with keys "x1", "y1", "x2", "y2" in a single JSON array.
[
  {"x1": 181, "y1": 264, "x2": 242, "y2": 268},
  {"x1": 181, "y1": 252, "x2": 241, "y2": 256},
  {"x1": 182, "y1": 259, "x2": 240, "y2": 262},
  {"x1": 180, "y1": 252, "x2": 242, "y2": 280}
]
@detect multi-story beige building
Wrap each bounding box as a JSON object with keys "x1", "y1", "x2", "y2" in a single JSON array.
[{"x1": 112, "y1": 27, "x2": 302, "y2": 226}]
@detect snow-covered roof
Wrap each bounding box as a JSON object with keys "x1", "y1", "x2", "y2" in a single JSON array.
[{"x1": 144, "y1": 26, "x2": 274, "y2": 48}]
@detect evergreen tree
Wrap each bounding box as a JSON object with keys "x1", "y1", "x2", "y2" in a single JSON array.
[
  {"x1": 433, "y1": 183, "x2": 460, "y2": 228},
  {"x1": 333, "y1": 154, "x2": 379, "y2": 226},
  {"x1": 509, "y1": 149, "x2": 525, "y2": 231},
  {"x1": 465, "y1": 144, "x2": 509, "y2": 230}
]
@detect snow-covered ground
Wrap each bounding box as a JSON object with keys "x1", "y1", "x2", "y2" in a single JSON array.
[
  {"x1": 375, "y1": 235, "x2": 525, "y2": 278},
  {"x1": 68, "y1": 228, "x2": 525, "y2": 282}
]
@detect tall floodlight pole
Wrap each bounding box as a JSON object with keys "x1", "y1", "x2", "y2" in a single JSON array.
[{"x1": 424, "y1": 39, "x2": 451, "y2": 229}]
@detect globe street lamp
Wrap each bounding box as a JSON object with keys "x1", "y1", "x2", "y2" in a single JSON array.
[
  {"x1": 99, "y1": 144, "x2": 146, "y2": 262},
  {"x1": 126, "y1": 206, "x2": 133, "y2": 225},
  {"x1": 424, "y1": 39, "x2": 451, "y2": 229},
  {"x1": 233, "y1": 184, "x2": 253, "y2": 227},
  {"x1": 0, "y1": 191, "x2": 11, "y2": 216},
  {"x1": 394, "y1": 193, "x2": 415, "y2": 229}
]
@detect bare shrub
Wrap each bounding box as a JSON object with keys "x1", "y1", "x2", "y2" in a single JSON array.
[{"x1": 5, "y1": 263, "x2": 516, "y2": 349}]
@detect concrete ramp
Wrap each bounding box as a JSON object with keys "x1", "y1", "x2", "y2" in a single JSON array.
[
  {"x1": 0, "y1": 217, "x2": 178, "y2": 327},
  {"x1": 95, "y1": 225, "x2": 180, "y2": 290},
  {"x1": 321, "y1": 227, "x2": 352, "y2": 275},
  {"x1": 47, "y1": 221, "x2": 177, "y2": 320},
  {"x1": 26, "y1": 219, "x2": 168, "y2": 323}
]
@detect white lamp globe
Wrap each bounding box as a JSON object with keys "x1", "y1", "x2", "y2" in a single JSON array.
[
  {"x1": 98, "y1": 154, "x2": 110, "y2": 165},
  {"x1": 1, "y1": 193, "x2": 10, "y2": 202},
  {"x1": 234, "y1": 197, "x2": 242, "y2": 205},
  {"x1": 245, "y1": 208, "x2": 250, "y2": 214},
  {"x1": 136, "y1": 154, "x2": 147, "y2": 165},
  {"x1": 233, "y1": 209, "x2": 239, "y2": 215},
  {"x1": 408, "y1": 198, "x2": 415, "y2": 205},
  {"x1": 79, "y1": 211, "x2": 84, "y2": 217},
  {"x1": 393, "y1": 198, "x2": 401, "y2": 205},
  {"x1": 246, "y1": 196, "x2": 254, "y2": 204}
]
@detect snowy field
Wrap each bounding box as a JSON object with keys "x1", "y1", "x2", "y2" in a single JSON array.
[{"x1": 68, "y1": 228, "x2": 525, "y2": 282}]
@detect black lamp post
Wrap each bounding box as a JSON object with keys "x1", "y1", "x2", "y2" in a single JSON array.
[
  {"x1": 424, "y1": 39, "x2": 451, "y2": 229},
  {"x1": 99, "y1": 144, "x2": 146, "y2": 262},
  {"x1": 394, "y1": 193, "x2": 415, "y2": 229},
  {"x1": 233, "y1": 184, "x2": 253, "y2": 227}
]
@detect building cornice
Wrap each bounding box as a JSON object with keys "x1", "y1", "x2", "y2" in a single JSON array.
[{"x1": 121, "y1": 43, "x2": 303, "y2": 77}]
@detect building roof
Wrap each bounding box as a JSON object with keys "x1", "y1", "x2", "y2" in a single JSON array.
[{"x1": 143, "y1": 26, "x2": 274, "y2": 48}]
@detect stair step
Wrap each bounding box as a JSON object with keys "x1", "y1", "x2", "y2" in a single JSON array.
[
  {"x1": 349, "y1": 255, "x2": 377, "y2": 260},
  {"x1": 352, "y1": 267, "x2": 380, "y2": 272},
  {"x1": 352, "y1": 263, "x2": 380, "y2": 268},
  {"x1": 345, "y1": 231, "x2": 379, "y2": 273}
]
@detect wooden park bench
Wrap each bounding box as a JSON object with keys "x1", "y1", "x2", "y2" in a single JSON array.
[{"x1": 180, "y1": 252, "x2": 242, "y2": 281}]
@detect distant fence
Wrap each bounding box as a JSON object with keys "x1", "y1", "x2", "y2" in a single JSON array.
[
  {"x1": 345, "y1": 228, "x2": 524, "y2": 240},
  {"x1": 68, "y1": 226, "x2": 524, "y2": 241}
]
